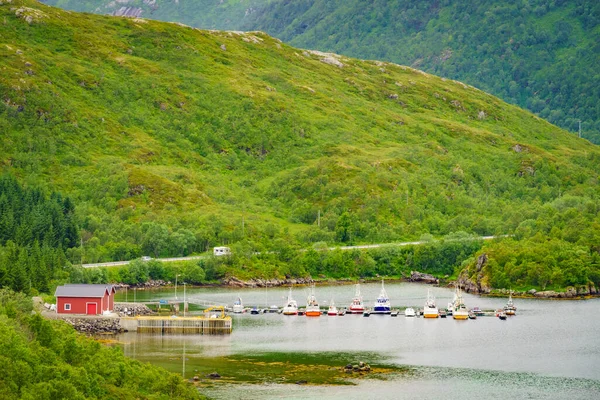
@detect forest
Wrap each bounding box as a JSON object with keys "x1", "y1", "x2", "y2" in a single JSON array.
[
  {"x1": 42, "y1": 0, "x2": 600, "y2": 145},
  {"x1": 1, "y1": 1, "x2": 600, "y2": 295}
]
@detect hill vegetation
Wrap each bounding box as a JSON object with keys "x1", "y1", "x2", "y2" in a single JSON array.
[
  {"x1": 1, "y1": 0, "x2": 600, "y2": 292},
  {"x1": 42, "y1": 0, "x2": 600, "y2": 144},
  {"x1": 0, "y1": 289, "x2": 200, "y2": 399}
]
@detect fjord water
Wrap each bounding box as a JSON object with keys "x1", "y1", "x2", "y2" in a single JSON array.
[{"x1": 116, "y1": 282, "x2": 600, "y2": 399}]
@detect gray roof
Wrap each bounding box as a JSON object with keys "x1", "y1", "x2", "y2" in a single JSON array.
[{"x1": 55, "y1": 284, "x2": 115, "y2": 298}]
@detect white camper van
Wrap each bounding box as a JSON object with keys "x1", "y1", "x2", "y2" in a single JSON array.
[{"x1": 213, "y1": 246, "x2": 231, "y2": 256}]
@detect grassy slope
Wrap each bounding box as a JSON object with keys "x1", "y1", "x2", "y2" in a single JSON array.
[
  {"x1": 1, "y1": 1, "x2": 599, "y2": 288},
  {"x1": 41, "y1": 0, "x2": 600, "y2": 144}
]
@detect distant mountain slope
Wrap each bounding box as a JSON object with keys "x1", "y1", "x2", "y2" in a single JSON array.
[
  {"x1": 1, "y1": 1, "x2": 599, "y2": 290},
  {"x1": 42, "y1": 0, "x2": 600, "y2": 144}
]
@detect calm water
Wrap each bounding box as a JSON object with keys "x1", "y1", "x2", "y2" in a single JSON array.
[{"x1": 116, "y1": 282, "x2": 600, "y2": 399}]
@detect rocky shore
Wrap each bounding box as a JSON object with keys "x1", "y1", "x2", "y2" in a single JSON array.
[
  {"x1": 222, "y1": 276, "x2": 315, "y2": 288},
  {"x1": 63, "y1": 317, "x2": 124, "y2": 334}
]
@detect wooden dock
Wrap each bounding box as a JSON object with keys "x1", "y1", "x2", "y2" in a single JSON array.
[{"x1": 120, "y1": 315, "x2": 232, "y2": 334}]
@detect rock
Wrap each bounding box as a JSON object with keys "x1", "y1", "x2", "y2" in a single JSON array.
[
  {"x1": 345, "y1": 364, "x2": 353, "y2": 370},
  {"x1": 475, "y1": 254, "x2": 487, "y2": 272},
  {"x1": 409, "y1": 271, "x2": 438, "y2": 284},
  {"x1": 208, "y1": 372, "x2": 220, "y2": 379},
  {"x1": 527, "y1": 289, "x2": 537, "y2": 295},
  {"x1": 193, "y1": 376, "x2": 199, "y2": 381},
  {"x1": 295, "y1": 380, "x2": 307, "y2": 385},
  {"x1": 220, "y1": 44, "x2": 226, "y2": 51},
  {"x1": 388, "y1": 93, "x2": 399, "y2": 99}
]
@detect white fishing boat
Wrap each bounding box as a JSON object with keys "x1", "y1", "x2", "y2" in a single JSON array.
[
  {"x1": 232, "y1": 296, "x2": 244, "y2": 313},
  {"x1": 373, "y1": 279, "x2": 391, "y2": 314},
  {"x1": 423, "y1": 288, "x2": 439, "y2": 318},
  {"x1": 349, "y1": 284, "x2": 365, "y2": 314},
  {"x1": 453, "y1": 287, "x2": 469, "y2": 320},
  {"x1": 504, "y1": 291, "x2": 517, "y2": 315},
  {"x1": 305, "y1": 286, "x2": 321, "y2": 317},
  {"x1": 282, "y1": 287, "x2": 298, "y2": 315},
  {"x1": 404, "y1": 307, "x2": 416, "y2": 317},
  {"x1": 327, "y1": 299, "x2": 338, "y2": 316}
]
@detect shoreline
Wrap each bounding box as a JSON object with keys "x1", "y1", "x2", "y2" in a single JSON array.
[{"x1": 116, "y1": 273, "x2": 600, "y2": 300}]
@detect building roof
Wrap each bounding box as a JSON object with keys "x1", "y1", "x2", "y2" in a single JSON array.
[{"x1": 54, "y1": 284, "x2": 115, "y2": 298}]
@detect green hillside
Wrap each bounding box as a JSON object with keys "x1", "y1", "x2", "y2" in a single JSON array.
[
  {"x1": 1, "y1": 1, "x2": 600, "y2": 291},
  {"x1": 41, "y1": 0, "x2": 600, "y2": 144}
]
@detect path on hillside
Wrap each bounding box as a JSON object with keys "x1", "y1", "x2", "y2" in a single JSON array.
[{"x1": 81, "y1": 235, "x2": 507, "y2": 268}]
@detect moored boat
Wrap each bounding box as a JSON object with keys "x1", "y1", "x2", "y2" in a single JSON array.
[
  {"x1": 250, "y1": 307, "x2": 260, "y2": 315},
  {"x1": 327, "y1": 299, "x2": 338, "y2": 316},
  {"x1": 453, "y1": 287, "x2": 469, "y2": 320},
  {"x1": 439, "y1": 309, "x2": 447, "y2": 318},
  {"x1": 496, "y1": 309, "x2": 507, "y2": 320},
  {"x1": 282, "y1": 287, "x2": 299, "y2": 315},
  {"x1": 232, "y1": 296, "x2": 244, "y2": 313},
  {"x1": 468, "y1": 310, "x2": 477, "y2": 319},
  {"x1": 372, "y1": 279, "x2": 391, "y2": 314},
  {"x1": 472, "y1": 306, "x2": 484, "y2": 316},
  {"x1": 305, "y1": 286, "x2": 321, "y2": 317},
  {"x1": 404, "y1": 307, "x2": 416, "y2": 317},
  {"x1": 423, "y1": 288, "x2": 439, "y2": 318},
  {"x1": 504, "y1": 292, "x2": 517, "y2": 316},
  {"x1": 349, "y1": 284, "x2": 365, "y2": 314}
]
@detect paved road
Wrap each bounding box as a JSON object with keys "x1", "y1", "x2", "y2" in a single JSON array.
[{"x1": 82, "y1": 235, "x2": 507, "y2": 268}]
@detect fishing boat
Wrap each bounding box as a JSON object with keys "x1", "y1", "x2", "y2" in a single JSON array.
[
  {"x1": 232, "y1": 296, "x2": 244, "y2": 313},
  {"x1": 349, "y1": 284, "x2": 365, "y2": 314},
  {"x1": 373, "y1": 279, "x2": 391, "y2": 314},
  {"x1": 504, "y1": 292, "x2": 517, "y2": 315},
  {"x1": 404, "y1": 307, "x2": 416, "y2": 317},
  {"x1": 327, "y1": 299, "x2": 338, "y2": 316},
  {"x1": 282, "y1": 287, "x2": 298, "y2": 315},
  {"x1": 423, "y1": 288, "x2": 439, "y2": 318},
  {"x1": 305, "y1": 286, "x2": 321, "y2": 317},
  {"x1": 452, "y1": 287, "x2": 469, "y2": 320}
]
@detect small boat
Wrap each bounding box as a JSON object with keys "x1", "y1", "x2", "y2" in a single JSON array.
[
  {"x1": 391, "y1": 311, "x2": 399, "y2": 317},
  {"x1": 423, "y1": 288, "x2": 439, "y2": 318},
  {"x1": 452, "y1": 287, "x2": 469, "y2": 320},
  {"x1": 363, "y1": 310, "x2": 371, "y2": 317},
  {"x1": 250, "y1": 307, "x2": 260, "y2": 315},
  {"x1": 337, "y1": 308, "x2": 346, "y2": 316},
  {"x1": 504, "y1": 292, "x2": 517, "y2": 316},
  {"x1": 349, "y1": 284, "x2": 365, "y2": 314},
  {"x1": 372, "y1": 279, "x2": 391, "y2": 314},
  {"x1": 232, "y1": 296, "x2": 244, "y2": 313},
  {"x1": 438, "y1": 309, "x2": 447, "y2": 318},
  {"x1": 404, "y1": 307, "x2": 416, "y2": 317},
  {"x1": 297, "y1": 309, "x2": 305, "y2": 316},
  {"x1": 472, "y1": 306, "x2": 484, "y2": 316},
  {"x1": 268, "y1": 305, "x2": 279, "y2": 313},
  {"x1": 282, "y1": 287, "x2": 299, "y2": 315},
  {"x1": 305, "y1": 286, "x2": 321, "y2": 317},
  {"x1": 327, "y1": 299, "x2": 338, "y2": 316},
  {"x1": 497, "y1": 309, "x2": 507, "y2": 320},
  {"x1": 468, "y1": 311, "x2": 477, "y2": 319}
]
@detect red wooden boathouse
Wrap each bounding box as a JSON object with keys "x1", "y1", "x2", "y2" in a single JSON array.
[{"x1": 54, "y1": 284, "x2": 116, "y2": 315}]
